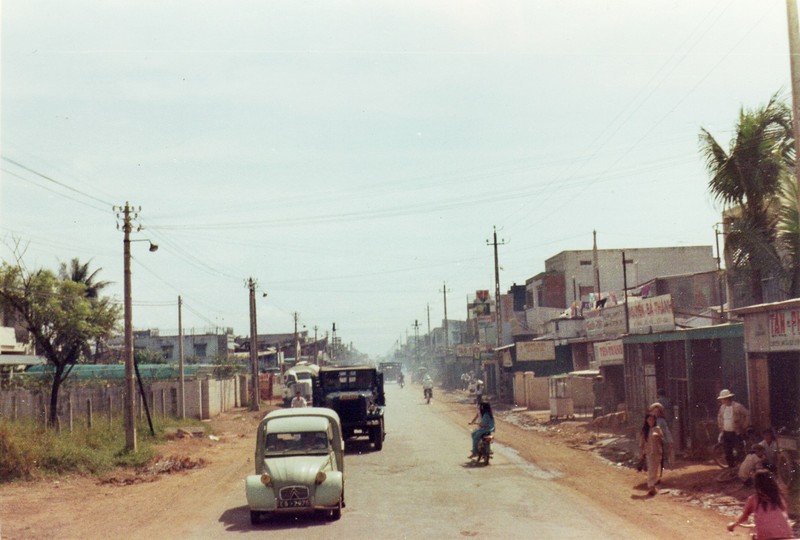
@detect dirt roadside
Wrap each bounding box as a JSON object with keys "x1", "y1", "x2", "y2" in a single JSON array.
[
  {"x1": 0, "y1": 392, "x2": 795, "y2": 539},
  {"x1": 434, "y1": 390, "x2": 760, "y2": 539}
]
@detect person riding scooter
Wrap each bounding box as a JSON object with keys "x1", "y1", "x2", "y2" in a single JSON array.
[
  {"x1": 469, "y1": 401, "x2": 495, "y2": 459},
  {"x1": 422, "y1": 374, "x2": 433, "y2": 401}
]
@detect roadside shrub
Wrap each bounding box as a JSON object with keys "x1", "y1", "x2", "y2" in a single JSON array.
[
  {"x1": 0, "y1": 419, "x2": 35, "y2": 481},
  {"x1": 0, "y1": 413, "x2": 210, "y2": 483}
]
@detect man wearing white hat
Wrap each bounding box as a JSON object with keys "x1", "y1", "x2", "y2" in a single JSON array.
[{"x1": 716, "y1": 389, "x2": 750, "y2": 468}]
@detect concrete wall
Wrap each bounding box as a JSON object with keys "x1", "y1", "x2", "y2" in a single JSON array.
[
  {"x1": 512, "y1": 372, "x2": 549, "y2": 410},
  {"x1": 0, "y1": 377, "x2": 240, "y2": 423}
]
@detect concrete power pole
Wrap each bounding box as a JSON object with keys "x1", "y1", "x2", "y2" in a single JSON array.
[
  {"x1": 786, "y1": 0, "x2": 800, "y2": 274},
  {"x1": 121, "y1": 203, "x2": 136, "y2": 452},
  {"x1": 592, "y1": 230, "x2": 601, "y2": 301},
  {"x1": 440, "y1": 282, "x2": 451, "y2": 352},
  {"x1": 178, "y1": 295, "x2": 185, "y2": 419},
  {"x1": 426, "y1": 303, "x2": 431, "y2": 349},
  {"x1": 293, "y1": 312, "x2": 300, "y2": 363},
  {"x1": 331, "y1": 323, "x2": 337, "y2": 364},
  {"x1": 413, "y1": 320, "x2": 420, "y2": 366},
  {"x1": 313, "y1": 325, "x2": 319, "y2": 363},
  {"x1": 248, "y1": 278, "x2": 260, "y2": 412},
  {"x1": 487, "y1": 226, "x2": 506, "y2": 348}
]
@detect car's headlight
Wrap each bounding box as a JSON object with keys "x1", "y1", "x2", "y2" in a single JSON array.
[
  {"x1": 260, "y1": 473, "x2": 272, "y2": 486},
  {"x1": 315, "y1": 471, "x2": 327, "y2": 484}
]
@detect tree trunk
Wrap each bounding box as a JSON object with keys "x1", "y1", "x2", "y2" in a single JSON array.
[{"x1": 49, "y1": 365, "x2": 65, "y2": 426}]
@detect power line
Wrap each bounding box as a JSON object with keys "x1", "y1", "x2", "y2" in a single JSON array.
[{"x1": 2, "y1": 156, "x2": 114, "y2": 207}]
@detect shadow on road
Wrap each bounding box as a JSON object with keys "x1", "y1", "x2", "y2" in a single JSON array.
[
  {"x1": 343, "y1": 438, "x2": 379, "y2": 455},
  {"x1": 219, "y1": 505, "x2": 336, "y2": 532}
]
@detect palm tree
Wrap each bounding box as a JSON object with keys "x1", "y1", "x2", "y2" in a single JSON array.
[
  {"x1": 58, "y1": 258, "x2": 111, "y2": 300},
  {"x1": 58, "y1": 258, "x2": 113, "y2": 361},
  {"x1": 699, "y1": 94, "x2": 794, "y2": 305}
]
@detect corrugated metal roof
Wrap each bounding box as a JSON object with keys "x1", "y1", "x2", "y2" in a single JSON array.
[
  {"x1": 0, "y1": 355, "x2": 46, "y2": 366},
  {"x1": 622, "y1": 323, "x2": 743, "y2": 344},
  {"x1": 730, "y1": 298, "x2": 800, "y2": 315}
]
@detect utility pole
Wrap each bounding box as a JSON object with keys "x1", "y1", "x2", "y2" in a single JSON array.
[
  {"x1": 426, "y1": 303, "x2": 431, "y2": 348},
  {"x1": 714, "y1": 224, "x2": 727, "y2": 321},
  {"x1": 331, "y1": 323, "x2": 337, "y2": 364},
  {"x1": 786, "y1": 0, "x2": 800, "y2": 236},
  {"x1": 121, "y1": 203, "x2": 136, "y2": 452},
  {"x1": 178, "y1": 295, "x2": 185, "y2": 419},
  {"x1": 313, "y1": 325, "x2": 319, "y2": 363},
  {"x1": 440, "y1": 282, "x2": 451, "y2": 352},
  {"x1": 486, "y1": 226, "x2": 506, "y2": 348},
  {"x1": 413, "y1": 320, "x2": 420, "y2": 366},
  {"x1": 293, "y1": 312, "x2": 300, "y2": 363},
  {"x1": 115, "y1": 202, "x2": 159, "y2": 451},
  {"x1": 247, "y1": 278, "x2": 260, "y2": 412},
  {"x1": 592, "y1": 230, "x2": 601, "y2": 302},
  {"x1": 622, "y1": 252, "x2": 630, "y2": 334}
]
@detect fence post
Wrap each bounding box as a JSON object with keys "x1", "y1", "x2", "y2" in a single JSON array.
[
  {"x1": 107, "y1": 395, "x2": 112, "y2": 428},
  {"x1": 41, "y1": 393, "x2": 48, "y2": 430},
  {"x1": 11, "y1": 395, "x2": 17, "y2": 420},
  {"x1": 87, "y1": 398, "x2": 93, "y2": 429},
  {"x1": 161, "y1": 389, "x2": 166, "y2": 416},
  {"x1": 68, "y1": 393, "x2": 74, "y2": 433}
]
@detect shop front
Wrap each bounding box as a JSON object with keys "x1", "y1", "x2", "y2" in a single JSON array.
[
  {"x1": 733, "y1": 299, "x2": 800, "y2": 433},
  {"x1": 623, "y1": 324, "x2": 744, "y2": 452}
]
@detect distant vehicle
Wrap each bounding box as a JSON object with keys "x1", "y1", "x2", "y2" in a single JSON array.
[
  {"x1": 313, "y1": 365, "x2": 386, "y2": 450},
  {"x1": 245, "y1": 407, "x2": 345, "y2": 524},
  {"x1": 281, "y1": 362, "x2": 319, "y2": 407},
  {"x1": 378, "y1": 361, "x2": 403, "y2": 384}
]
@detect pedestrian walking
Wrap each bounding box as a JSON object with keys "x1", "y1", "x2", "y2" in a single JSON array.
[
  {"x1": 648, "y1": 402, "x2": 674, "y2": 473},
  {"x1": 291, "y1": 390, "x2": 307, "y2": 408},
  {"x1": 638, "y1": 413, "x2": 664, "y2": 496},
  {"x1": 716, "y1": 389, "x2": 749, "y2": 468}
]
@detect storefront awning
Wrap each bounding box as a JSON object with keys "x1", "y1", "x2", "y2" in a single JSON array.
[{"x1": 622, "y1": 323, "x2": 742, "y2": 344}]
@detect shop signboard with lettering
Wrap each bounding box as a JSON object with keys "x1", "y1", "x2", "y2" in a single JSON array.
[
  {"x1": 592, "y1": 339, "x2": 624, "y2": 367},
  {"x1": 627, "y1": 294, "x2": 675, "y2": 334},
  {"x1": 584, "y1": 309, "x2": 604, "y2": 337},
  {"x1": 455, "y1": 343, "x2": 487, "y2": 357},
  {"x1": 517, "y1": 340, "x2": 556, "y2": 361},
  {"x1": 766, "y1": 307, "x2": 800, "y2": 351}
]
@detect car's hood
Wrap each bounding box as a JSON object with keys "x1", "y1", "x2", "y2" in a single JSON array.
[{"x1": 263, "y1": 455, "x2": 330, "y2": 484}]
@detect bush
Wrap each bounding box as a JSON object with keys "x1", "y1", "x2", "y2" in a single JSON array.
[{"x1": 0, "y1": 415, "x2": 207, "y2": 482}]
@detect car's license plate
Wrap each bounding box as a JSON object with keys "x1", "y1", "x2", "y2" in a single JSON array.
[{"x1": 278, "y1": 499, "x2": 310, "y2": 508}]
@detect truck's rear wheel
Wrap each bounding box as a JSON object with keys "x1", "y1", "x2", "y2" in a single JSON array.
[{"x1": 373, "y1": 419, "x2": 384, "y2": 451}]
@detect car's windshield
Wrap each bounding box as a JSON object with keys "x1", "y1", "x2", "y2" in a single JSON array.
[
  {"x1": 265, "y1": 431, "x2": 330, "y2": 455},
  {"x1": 321, "y1": 370, "x2": 374, "y2": 391}
]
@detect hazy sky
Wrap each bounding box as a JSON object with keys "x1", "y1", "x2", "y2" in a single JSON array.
[{"x1": 1, "y1": 0, "x2": 796, "y2": 356}]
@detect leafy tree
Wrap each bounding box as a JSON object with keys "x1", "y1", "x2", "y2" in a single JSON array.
[
  {"x1": 0, "y1": 262, "x2": 120, "y2": 425},
  {"x1": 699, "y1": 94, "x2": 795, "y2": 304}
]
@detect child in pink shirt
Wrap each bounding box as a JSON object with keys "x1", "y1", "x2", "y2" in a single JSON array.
[{"x1": 727, "y1": 471, "x2": 794, "y2": 539}]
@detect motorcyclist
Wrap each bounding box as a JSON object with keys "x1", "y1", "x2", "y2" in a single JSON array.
[
  {"x1": 397, "y1": 371, "x2": 405, "y2": 388},
  {"x1": 422, "y1": 374, "x2": 433, "y2": 399},
  {"x1": 469, "y1": 401, "x2": 495, "y2": 459}
]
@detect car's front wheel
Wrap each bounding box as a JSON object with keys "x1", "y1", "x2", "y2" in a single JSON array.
[{"x1": 329, "y1": 493, "x2": 343, "y2": 521}]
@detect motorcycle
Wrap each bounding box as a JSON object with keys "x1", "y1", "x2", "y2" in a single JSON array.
[
  {"x1": 474, "y1": 431, "x2": 494, "y2": 466},
  {"x1": 424, "y1": 387, "x2": 432, "y2": 404}
]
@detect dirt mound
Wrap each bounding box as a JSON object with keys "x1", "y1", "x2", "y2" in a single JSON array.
[{"x1": 99, "y1": 455, "x2": 207, "y2": 485}]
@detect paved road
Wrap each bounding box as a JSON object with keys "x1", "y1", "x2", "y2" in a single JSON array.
[{"x1": 188, "y1": 384, "x2": 663, "y2": 539}]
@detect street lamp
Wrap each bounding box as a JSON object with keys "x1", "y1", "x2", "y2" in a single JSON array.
[{"x1": 117, "y1": 202, "x2": 158, "y2": 452}]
